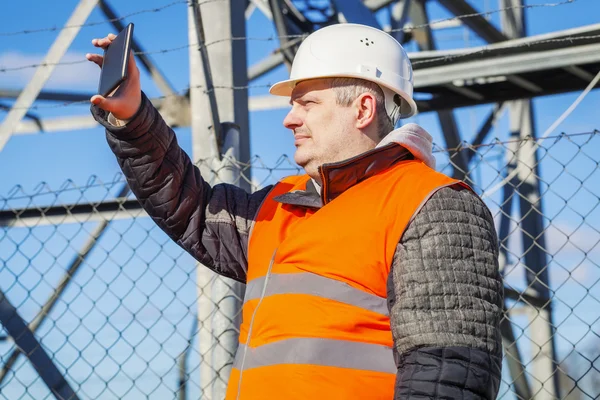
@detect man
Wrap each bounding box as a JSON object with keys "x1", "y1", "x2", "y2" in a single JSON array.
[{"x1": 88, "y1": 23, "x2": 503, "y2": 399}]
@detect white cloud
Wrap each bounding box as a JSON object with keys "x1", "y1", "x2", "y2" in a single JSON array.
[{"x1": 0, "y1": 51, "x2": 100, "y2": 90}]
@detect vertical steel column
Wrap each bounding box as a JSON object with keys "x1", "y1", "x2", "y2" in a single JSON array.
[
  {"x1": 500, "y1": 1, "x2": 558, "y2": 398},
  {"x1": 188, "y1": 0, "x2": 249, "y2": 398},
  {"x1": 498, "y1": 179, "x2": 533, "y2": 400},
  {"x1": 188, "y1": 6, "x2": 217, "y2": 398}
]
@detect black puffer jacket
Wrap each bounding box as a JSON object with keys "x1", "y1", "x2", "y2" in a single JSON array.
[{"x1": 91, "y1": 92, "x2": 503, "y2": 399}]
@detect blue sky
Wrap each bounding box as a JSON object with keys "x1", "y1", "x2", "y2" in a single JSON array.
[{"x1": 1, "y1": 0, "x2": 599, "y2": 398}]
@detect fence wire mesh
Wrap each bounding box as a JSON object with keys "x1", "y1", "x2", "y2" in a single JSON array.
[{"x1": 0, "y1": 131, "x2": 599, "y2": 399}]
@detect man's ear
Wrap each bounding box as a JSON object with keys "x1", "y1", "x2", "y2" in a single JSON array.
[{"x1": 355, "y1": 93, "x2": 377, "y2": 130}]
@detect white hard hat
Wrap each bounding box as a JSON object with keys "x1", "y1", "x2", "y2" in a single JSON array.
[{"x1": 270, "y1": 23, "x2": 417, "y2": 120}]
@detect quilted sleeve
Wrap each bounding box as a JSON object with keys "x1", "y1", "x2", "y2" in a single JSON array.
[{"x1": 387, "y1": 184, "x2": 504, "y2": 399}]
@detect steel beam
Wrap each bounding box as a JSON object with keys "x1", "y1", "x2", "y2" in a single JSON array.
[
  {"x1": 0, "y1": 89, "x2": 92, "y2": 102},
  {"x1": 0, "y1": 89, "x2": 163, "y2": 110},
  {"x1": 410, "y1": 23, "x2": 600, "y2": 67},
  {"x1": 363, "y1": 0, "x2": 396, "y2": 12},
  {"x1": 196, "y1": 0, "x2": 251, "y2": 170},
  {"x1": 503, "y1": 286, "x2": 549, "y2": 310},
  {"x1": 505, "y1": 100, "x2": 558, "y2": 399},
  {"x1": 497, "y1": 150, "x2": 535, "y2": 400},
  {"x1": 0, "y1": 208, "x2": 144, "y2": 228},
  {"x1": 500, "y1": 2, "x2": 558, "y2": 398},
  {"x1": 437, "y1": 110, "x2": 469, "y2": 180},
  {"x1": 12, "y1": 96, "x2": 291, "y2": 135},
  {"x1": 191, "y1": 0, "x2": 224, "y2": 151},
  {"x1": 248, "y1": 52, "x2": 285, "y2": 81},
  {"x1": 410, "y1": 0, "x2": 435, "y2": 50},
  {"x1": 466, "y1": 102, "x2": 506, "y2": 164},
  {"x1": 0, "y1": 289, "x2": 79, "y2": 400},
  {"x1": 0, "y1": 0, "x2": 98, "y2": 152},
  {"x1": 443, "y1": 84, "x2": 484, "y2": 100},
  {"x1": 0, "y1": 198, "x2": 143, "y2": 228},
  {"x1": 563, "y1": 65, "x2": 596, "y2": 82},
  {"x1": 415, "y1": 78, "x2": 598, "y2": 113},
  {"x1": 0, "y1": 102, "x2": 43, "y2": 131},
  {"x1": 390, "y1": 0, "x2": 411, "y2": 43},
  {"x1": 248, "y1": 0, "x2": 272, "y2": 20},
  {"x1": 438, "y1": 0, "x2": 508, "y2": 43},
  {"x1": 506, "y1": 75, "x2": 543, "y2": 93},
  {"x1": 501, "y1": 307, "x2": 534, "y2": 400},
  {"x1": 268, "y1": 0, "x2": 300, "y2": 66},
  {"x1": 413, "y1": 42, "x2": 600, "y2": 88},
  {"x1": 240, "y1": 35, "x2": 304, "y2": 82},
  {"x1": 5, "y1": 24, "x2": 599, "y2": 133},
  {"x1": 437, "y1": 0, "x2": 542, "y2": 94},
  {"x1": 333, "y1": 0, "x2": 381, "y2": 27},
  {"x1": 248, "y1": 94, "x2": 290, "y2": 111},
  {"x1": 410, "y1": 0, "x2": 469, "y2": 181},
  {"x1": 97, "y1": 0, "x2": 176, "y2": 97},
  {"x1": 15, "y1": 115, "x2": 99, "y2": 134},
  {"x1": 199, "y1": 1, "x2": 249, "y2": 395},
  {"x1": 12, "y1": 54, "x2": 600, "y2": 131},
  {"x1": 431, "y1": 2, "x2": 591, "y2": 98},
  {"x1": 188, "y1": 6, "x2": 219, "y2": 398},
  {"x1": 245, "y1": 1, "x2": 256, "y2": 19},
  {"x1": 2, "y1": 22, "x2": 597, "y2": 113},
  {"x1": 177, "y1": 317, "x2": 198, "y2": 400}
]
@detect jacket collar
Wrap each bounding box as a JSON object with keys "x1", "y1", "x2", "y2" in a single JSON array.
[{"x1": 273, "y1": 143, "x2": 414, "y2": 209}]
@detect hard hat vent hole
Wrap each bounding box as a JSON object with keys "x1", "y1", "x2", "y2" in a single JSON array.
[{"x1": 360, "y1": 38, "x2": 375, "y2": 46}]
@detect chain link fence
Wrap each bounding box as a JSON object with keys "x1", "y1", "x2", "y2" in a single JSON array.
[{"x1": 0, "y1": 131, "x2": 598, "y2": 399}]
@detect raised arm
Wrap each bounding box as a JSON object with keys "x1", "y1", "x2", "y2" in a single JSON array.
[{"x1": 87, "y1": 34, "x2": 271, "y2": 283}]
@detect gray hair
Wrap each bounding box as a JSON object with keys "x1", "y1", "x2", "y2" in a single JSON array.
[{"x1": 327, "y1": 77, "x2": 394, "y2": 139}]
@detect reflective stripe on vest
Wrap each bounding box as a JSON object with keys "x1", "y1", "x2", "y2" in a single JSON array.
[
  {"x1": 233, "y1": 337, "x2": 396, "y2": 373},
  {"x1": 243, "y1": 272, "x2": 389, "y2": 317}
]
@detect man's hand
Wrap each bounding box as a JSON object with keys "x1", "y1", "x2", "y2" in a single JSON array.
[{"x1": 86, "y1": 33, "x2": 142, "y2": 121}]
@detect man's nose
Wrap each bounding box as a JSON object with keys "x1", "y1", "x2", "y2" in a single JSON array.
[{"x1": 283, "y1": 108, "x2": 302, "y2": 130}]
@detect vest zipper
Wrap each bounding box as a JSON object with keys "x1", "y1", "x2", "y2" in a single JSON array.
[{"x1": 236, "y1": 248, "x2": 278, "y2": 400}]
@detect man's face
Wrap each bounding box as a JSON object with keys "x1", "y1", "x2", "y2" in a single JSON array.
[{"x1": 283, "y1": 79, "x2": 358, "y2": 179}]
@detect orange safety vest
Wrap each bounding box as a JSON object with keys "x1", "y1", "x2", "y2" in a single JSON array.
[{"x1": 225, "y1": 159, "x2": 465, "y2": 399}]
